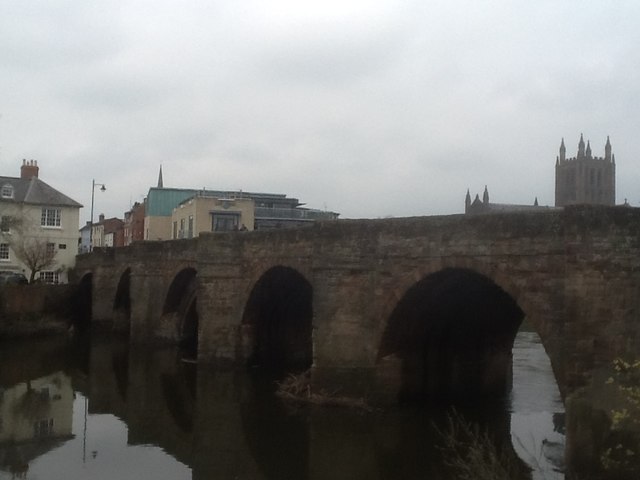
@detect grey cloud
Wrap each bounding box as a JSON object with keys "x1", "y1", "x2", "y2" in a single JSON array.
[
  {"x1": 255, "y1": 32, "x2": 410, "y2": 87},
  {"x1": 0, "y1": 2, "x2": 125, "y2": 71}
]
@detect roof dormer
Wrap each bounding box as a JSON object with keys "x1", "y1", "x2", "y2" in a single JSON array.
[{"x1": 1, "y1": 183, "x2": 14, "y2": 199}]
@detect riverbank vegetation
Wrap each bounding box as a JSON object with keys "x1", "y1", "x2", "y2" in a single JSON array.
[
  {"x1": 436, "y1": 410, "x2": 531, "y2": 480},
  {"x1": 600, "y1": 358, "x2": 640, "y2": 477}
]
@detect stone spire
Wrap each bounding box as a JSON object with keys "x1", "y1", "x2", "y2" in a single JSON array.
[
  {"x1": 465, "y1": 189, "x2": 471, "y2": 212},
  {"x1": 586, "y1": 140, "x2": 592, "y2": 159},
  {"x1": 605, "y1": 136, "x2": 612, "y2": 162},
  {"x1": 559, "y1": 138, "x2": 566, "y2": 162},
  {"x1": 577, "y1": 134, "x2": 585, "y2": 158},
  {"x1": 482, "y1": 185, "x2": 489, "y2": 204},
  {"x1": 157, "y1": 165, "x2": 164, "y2": 188}
]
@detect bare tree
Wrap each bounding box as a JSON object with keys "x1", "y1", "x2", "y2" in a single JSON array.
[
  {"x1": 13, "y1": 238, "x2": 57, "y2": 283},
  {"x1": 0, "y1": 214, "x2": 57, "y2": 283}
]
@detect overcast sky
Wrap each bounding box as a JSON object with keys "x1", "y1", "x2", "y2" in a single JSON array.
[{"x1": 1, "y1": 1, "x2": 639, "y2": 224}]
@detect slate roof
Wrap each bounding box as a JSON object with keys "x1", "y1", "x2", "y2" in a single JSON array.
[{"x1": 0, "y1": 176, "x2": 82, "y2": 208}]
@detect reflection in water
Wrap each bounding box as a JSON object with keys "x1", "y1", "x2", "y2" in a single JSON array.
[
  {"x1": 511, "y1": 330, "x2": 565, "y2": 479},
  {"x1": 0, "y1": 331, "x2": 564, "y2": 479},
  {"x1": 512, "y1": 331, "x2": 563, "y2": 413},
  {"x1": 240, "y1": 371, "x2": 309, "y2": 480},
  {"x1": 0, "y1": 372, "x2": 73, "y2": 479}
]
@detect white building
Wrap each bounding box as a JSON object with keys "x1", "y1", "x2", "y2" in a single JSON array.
[
  {"x1": 0, "y1": 160, "x2": 82, "y2": 283},
  {"x1": 79, "y1": 221, "x2": 92, "y2": 254}
]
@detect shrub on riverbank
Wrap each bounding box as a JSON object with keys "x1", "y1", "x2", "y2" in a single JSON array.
[
  {"x1": 436, "y1": 411, "x2": 529, "y2": 480},
  {"x1": 600, "y1": 358, "x2": 640, "y2": 478}
]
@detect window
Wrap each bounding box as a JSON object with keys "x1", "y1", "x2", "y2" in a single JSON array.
[
  {"x1": 46, "y1": 243, "x2": 55, "y2": 255},
  {"x1": 1, "y1": 184, "x2": 13, "y2": 199},
  {"x1": 34, "y1": 418, "x2": 54, "y2": 438},
  {"x1": 172, "y1": 221, "x2": 177, "y2": 239},
  {"x1": 0, "y1": 216, "x2": 11, "y2": 233},
  {"x1": 0, "y1": 243, "x2": 9, "y2": 260},
  {"x1": 39, "y1": 271, "x2": 60, "y2": 284},
  {"x1": 58, "y1": 244, "x2": 67, "y2": 249},
  {"x1": 212, "y1": 213, "x2": 239, "y2": 231},
  {"x1": 188, "y1": 215, "x2": 194, "y2": 238},
  {"x1": 41, "y1": 208, "x2": 61, "y2": 227}
]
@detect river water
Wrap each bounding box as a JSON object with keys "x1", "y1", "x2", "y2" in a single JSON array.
[{"x1": 0, "y1": 330, "x2": 564, "y2": 480}]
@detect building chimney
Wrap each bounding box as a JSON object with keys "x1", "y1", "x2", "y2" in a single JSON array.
[
  {"x1": 20, "y1": 159, "x2": 39, "y2": 179},
  {"x1": 99, "y1": 214, "x2": 105, "y2": 223}
]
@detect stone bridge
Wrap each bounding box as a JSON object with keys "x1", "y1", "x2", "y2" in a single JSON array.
[{"x1": 75, "y1": 205, "x2": 640, "y2": 404}]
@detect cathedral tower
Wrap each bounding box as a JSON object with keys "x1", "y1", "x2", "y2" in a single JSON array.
[{"x1": 555, "y1": 135, "x2": 615, "y2": 207}]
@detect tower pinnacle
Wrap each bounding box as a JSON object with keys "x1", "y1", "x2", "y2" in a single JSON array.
[
  {"x1": 556, "y1": 133, "x2": 616, "y2": 207},
  {"x1": 578, "y1": 134, "x2": 585, "y2": 158},
  {"x1": 157, "y1": 165, "x2": 164, "y2": 188}
]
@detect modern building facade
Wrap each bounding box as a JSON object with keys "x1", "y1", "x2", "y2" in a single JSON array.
[
  {"x1": 144, "y1": 187, "x2": 198, "y2": 240},
  {"x1": 144, "y1": 183, "x2": 339, "y2": 241},
  {"x1": 171, "y1": 194, "x2": 255, "y2": 238},
  {"x1": 0, "y1": 160, "x2": 82, "y2": 283},
  {"x1": 555, "y1": 135, "x2": 615, "y2": 207}
]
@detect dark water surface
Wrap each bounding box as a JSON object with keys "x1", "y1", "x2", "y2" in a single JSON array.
[{"x1": 0, "y1": 331, "x2": 563, "y2": 479}]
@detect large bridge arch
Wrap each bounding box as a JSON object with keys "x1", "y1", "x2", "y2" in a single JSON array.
[
  {"x1": 375, "y1": 267, "x2": 526, "y2": 403},
  {"x1": 241, "y1": 265, "x2": 313, "y2": 371},
  {"x1": 375, "y1": 258, "x2": 539, "y2": 334},
  {"x1": 372, "y1": 256, "x2": 566, "y2": 398}
]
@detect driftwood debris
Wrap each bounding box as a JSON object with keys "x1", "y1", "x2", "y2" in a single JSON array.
[{"x1": 275, "y1": 370, "x2": 375, "y2": 412}]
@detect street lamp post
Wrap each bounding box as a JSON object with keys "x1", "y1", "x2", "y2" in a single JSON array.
[{"x1": 90, "y1": 179, "x2": 106, "y2": 252}]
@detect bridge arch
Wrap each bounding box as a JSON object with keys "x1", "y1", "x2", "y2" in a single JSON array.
[
  {"x1": 72, "y1": 272, "x2": 93, "y2": 334},
  {"x1": 241, "y1": 265, "x2": 313, "y2": 371},
  {"x1": 376, "y1": 267, "x2": 528, "y2": 403},
  {"x1": 164, "y1": 267, "x2": 199, "y2": 358},
  {"x1": 377, "y1": 259, "x2": 529, "y2": 325},
  {"x1": 113, "y1": 268, "x2": 132, "y2": 334}
]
